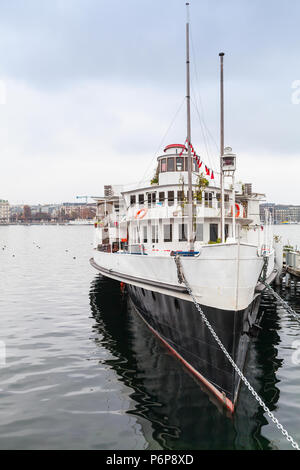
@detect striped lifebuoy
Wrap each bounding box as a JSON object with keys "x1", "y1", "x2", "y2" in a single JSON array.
[
  {"x1": 230, "y1": 203, "x2": 245, "y2": 218},
  {"x1": 135, "y1": 208, "x2": 148, "y2": 219}
]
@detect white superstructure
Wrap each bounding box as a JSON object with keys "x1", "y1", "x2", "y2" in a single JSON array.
[{"x1": 92, "y1": 143, "x2": 280, "y2": 312}]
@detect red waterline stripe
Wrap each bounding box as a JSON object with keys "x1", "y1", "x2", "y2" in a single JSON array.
[{"x1": 134, "y1": 308, "x2": 234, "y2": 414}]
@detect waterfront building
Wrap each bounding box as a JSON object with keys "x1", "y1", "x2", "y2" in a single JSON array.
[
  {"x1": 260, "y1": 203, "x2": 300, "y2": 223},
  {"x1": 0, "y1": 199, "x2": 9, "y2": 223}
]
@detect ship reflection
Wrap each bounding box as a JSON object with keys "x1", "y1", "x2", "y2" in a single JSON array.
[{"x1": 89, "y1": 275, "x2": 282, "y2": 450}]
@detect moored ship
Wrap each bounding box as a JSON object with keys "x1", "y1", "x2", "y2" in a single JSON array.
[{"x1": 90, "y1": 5, "x2": 282, "y2": 412}]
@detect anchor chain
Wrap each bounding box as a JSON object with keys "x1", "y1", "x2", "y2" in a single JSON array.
[
  {"x1": 260, "y1": 279, "x2": 300, "y2": 324},
  {"x1": 175, "y1": 256, "x2": 300, "y2": 450}
]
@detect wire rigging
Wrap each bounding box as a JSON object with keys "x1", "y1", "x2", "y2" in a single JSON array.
[{"x1": 139, "y1": 96, "x2": 186, "y2": 185}]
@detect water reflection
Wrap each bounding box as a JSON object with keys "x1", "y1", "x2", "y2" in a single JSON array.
[{"x1": 89, "y1": 275, "x2": 283, "y2": 450}]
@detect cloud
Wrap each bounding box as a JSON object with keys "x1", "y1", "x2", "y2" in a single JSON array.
[{"x1": 0, "y1": 0, "x2": 298, "y2": 205}]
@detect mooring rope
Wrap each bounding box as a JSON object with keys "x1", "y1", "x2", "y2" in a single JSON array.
[{"x1": 174, "y1": 255, "x2": 300, "y2": 450}]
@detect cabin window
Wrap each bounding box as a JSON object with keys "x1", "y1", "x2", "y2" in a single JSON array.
[
  {"x1": 159, "y1": 192, "x2": 165, "y2": 205},
  {"x1": 187, "y1": 190, "x2": 195, "y2": 201},
  {"x1": 138, "y1": 194, "x2": 144, "y2": 205},
  {"x1": 209, "y1": 224, "x2": 218, "y2": 242},
  {"x1": 152, "y1": 225, "x2": 158, "y2": 243},
  {"x1": 177, "y1": 190, "x2": 184, "y2": 202},
  {"x1": 176, "y1": 157, "x2": 184, "y2": 171},
  {"x1": 184, "y1": 157, "x2": 193, "y2": 171},
  {"x1": 164, "y1": 224, "x2": 172, "y2": 242},
  {"x1": 193, "y1": 158, "x2": 198, "y2": 172},
  {"x1": 168, "y1": 191, "x2": 174, "y2": 206},
  {"x1": 195, "y1": 223, "x2": 203, "y2": 241},
  {"x1": 147, "y1": 193, "x2": 152, "y2": 207},
  {"x1": 152, "y1": 193, "x2": 156, "y2": 204},
  {"x1": 205, "y1": 192, "x2": 213, "y2": 208},
  {"x1": 225, "y1": 224, "x2": 229, "y2": 240},
  {"x1": 161, "y1": 158, "x2": 167, "y2": 172},
  {"x1": 179, "y1": 223, "x2": 187, "y2": 242},
  {"x1": 130, "y1": 195, "x2": 136, "y2": 205},
  {"x1": 225, "y1": 194, "x2": 229, "y2": 202},
  {"x1": 143, "y1": 226, "x2": 148, "y2": 243},
  {"x1": 167, "y1": 157, "x2": 175, "y2": 172}
]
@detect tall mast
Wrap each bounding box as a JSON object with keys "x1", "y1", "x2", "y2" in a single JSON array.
[
  {"x1": 186, "y1": 2, "x2": 193, "y2": 251},
  {"x1": 219, "y1": 52, "x2": 225, "y2": 243}
]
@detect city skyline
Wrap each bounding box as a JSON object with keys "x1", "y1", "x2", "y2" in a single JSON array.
[{"x1": 0, "y1": 0, "x2": 299, "y2": 205}]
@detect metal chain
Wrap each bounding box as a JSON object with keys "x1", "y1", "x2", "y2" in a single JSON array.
[
  {"x1": 261, "y1": 279, "x2": 300, "y2": 324},
  {"x1": 176, "y1": 256, "x2": 300, "y2": 450}
]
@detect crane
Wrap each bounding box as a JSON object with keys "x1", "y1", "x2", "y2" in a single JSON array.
[{"x1": 76, "y1": 196, "x2": 97, "y2": 204}]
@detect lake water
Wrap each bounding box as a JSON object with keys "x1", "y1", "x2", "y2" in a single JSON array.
[{"x1": 0, "y1": 224, "x2": 299, "y2": 450}]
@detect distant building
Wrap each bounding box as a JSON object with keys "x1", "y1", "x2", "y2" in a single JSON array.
[
  {"x1": 260, "y1": 203, "x2": 300, "y2": 223},
  {"x1": 60, "y1": 202, "x2": 96, "y2": 220},
  {"x1": 0, "y1": 199, "x2": 9, "y2": 223}
]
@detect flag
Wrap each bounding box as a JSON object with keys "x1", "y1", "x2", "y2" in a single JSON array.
[{"x1": 211, "y1": 170, "x2": 214, "y2": 180}]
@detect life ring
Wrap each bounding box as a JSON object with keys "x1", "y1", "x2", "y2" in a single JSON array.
[
  {"x1": 230, "y1": 203, "x2": 241, "y2": 218},
  {"x1": 135, "y1": 208, "x2": 148, "y2": 219}
]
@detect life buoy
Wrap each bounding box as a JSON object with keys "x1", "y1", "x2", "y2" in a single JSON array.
[
  {"x1": 230, "y1": 203, "x2": 240, "y2": 218},
  {"x1": 135, "y1": 208, "x2": 148, "y2": 219}
]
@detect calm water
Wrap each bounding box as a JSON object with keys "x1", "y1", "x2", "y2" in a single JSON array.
[{"x1": 0, "y1": 225, "x2": 300, "y2": 450}]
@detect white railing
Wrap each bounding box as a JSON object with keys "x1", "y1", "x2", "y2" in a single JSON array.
[{"x1": 126, "y1": 201, "x2": 234, "y2": 221}]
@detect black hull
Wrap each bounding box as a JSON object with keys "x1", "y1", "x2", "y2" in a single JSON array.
[{"x1": 127, "y1": 284, "x2": 261, "y2": 412}]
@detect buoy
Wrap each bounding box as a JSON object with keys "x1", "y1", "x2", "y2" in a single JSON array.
[{"x1": 135, "y1": 208, "x2": 148, "y2": 219}]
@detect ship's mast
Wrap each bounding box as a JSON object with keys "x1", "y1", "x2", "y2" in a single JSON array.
[
  {"x1": 219, "y1": 52, "x2": 225, "y2": 243},
  {"x1": 186, "y1": 2, "x2": 193, "y2": 251}
]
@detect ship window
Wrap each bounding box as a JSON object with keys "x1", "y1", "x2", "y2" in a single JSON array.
[
  {"x1": 205, "y1": 192, "x2": 213, "y2": 208},
  {"x1": 159, "y1": 192, "x2": 165, "y2": 205},
  {"x1": 152, "y1": 193, "x2": 156, "y2": 204},
  {"x1": 225, "y1": 224, "x2": 229, "y2": 240},
  {"x1": 177, "y1": 190, "x2": 184, "y2": 202},
  {"x1": 193, "y1": 158, "x2": 199, "y2": 172},
  {"x1": 163, "y1": 224, "x2": 172, "y2": 242},
  {"x1": 161, "y1": 158, "x2": 167, "y2": 172},
  {"x1": 209, "y1": 224, "x2": 218, "y2": 242},
  {"x1": 225, "y1": 194, "x2": 229, "y2": 202},
  {"x1": 143, "y1": 226, "x2": 148, "y2": 243},
  {"x1": 167, "y1": 157, "x2": 175, "y2": 172},
  {"x1": 184, "y1": 157, "x2": 192, "y2": 171},
  {"x1": 147, "y1": 193, "x2": 151, "y2": 207},
  {"x1": 130, "y1": 195, "x2": 136, "y2": 205},
  {"x1": 187, "y1": 190, "x2": 195, "y2": 201},
  {"x1": 179, "y1": 223, "x2": 187, "y2": 242},
  {"x1": 176, "y1": 157, "x2": 184, "y2": 171},
  {"x1": 152, "y1": 225, "x2": 158, "y2": 243},
  {"x1": 138, "y1": 194, "x2": 144, "y2": 205},
  {"x1": 168, "y1": 191, "x2": 174, "y2": 206},
  {"x1": 195, "y1": 223, "x2": 203, "y2": 241}
]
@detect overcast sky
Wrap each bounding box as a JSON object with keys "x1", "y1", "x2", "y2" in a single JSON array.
[{"x1": 0, "y1": 0, "x2": 299, "y2": 205}]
